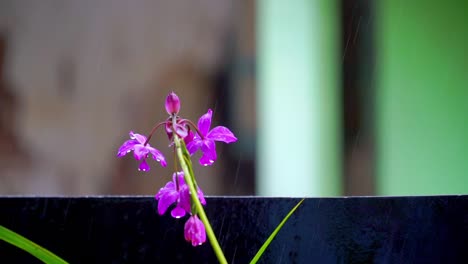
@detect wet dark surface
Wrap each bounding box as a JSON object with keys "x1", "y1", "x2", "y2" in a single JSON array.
[{"x1": 1, "y1": 196, "x2": 467, "y2": 263}]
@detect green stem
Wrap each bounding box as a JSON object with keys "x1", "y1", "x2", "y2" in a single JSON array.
[{"x1": 173, "y1": 135, "x2": 228, "y2": 264}]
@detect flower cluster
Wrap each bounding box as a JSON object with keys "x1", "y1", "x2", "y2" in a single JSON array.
[{"x1": 117, "y1": 92, "x2": 237, "y2": 246}]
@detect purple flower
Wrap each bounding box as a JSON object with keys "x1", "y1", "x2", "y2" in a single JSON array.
[
  {"x1": 165, "y1": 117, "x2": 189, "y2": 140},
  {"x1": 165, "y1": 92, "x2": 181, "y2": 115},
  {"x1": 155, "y1": 171, "x2": 206, "y2": 218},
  {"x1": 187, "y1": 109, "x2": 237, "y2": 166},
  {"x1": 117, "y1": 131, "x2": 167, "y2": 171},
  {"x1": 184, "y1": 215, "x2": 206, "y2": 246}
]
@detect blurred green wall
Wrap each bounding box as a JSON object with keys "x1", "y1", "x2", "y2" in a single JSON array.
[
  {"x1": 376, "y1": 0, "x2": 468, "y2": 194},
  {"x1": 256, "y1": 0, "x2": 341, "y2": 196}
]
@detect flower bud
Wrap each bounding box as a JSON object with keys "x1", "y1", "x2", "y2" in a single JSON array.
[{"x1": 165, "y1": 92, "x2": 180, "y2": 115}]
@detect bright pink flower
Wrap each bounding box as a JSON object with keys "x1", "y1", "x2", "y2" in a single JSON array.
[
  {"x1": 165, "y1": 92, "x2": 181, "y2": 115},
  {"x1": 155, "y1": 171, "x2": 206, "y2": 218},
  {"x1": 187, "y1": 109, "x2": 237, "y2": 166},
  {"x1": 117, "y1": 131, "x2": 166, "y2": 171},
  {"x1": 184, "y1": 215, "x2": 206, "y2": 246}
]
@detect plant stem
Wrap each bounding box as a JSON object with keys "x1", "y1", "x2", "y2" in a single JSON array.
[{"x1": 173, "y1": 135, "x2": 228, "y2": 264}]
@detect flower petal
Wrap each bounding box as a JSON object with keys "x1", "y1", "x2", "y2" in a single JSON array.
[
  {"x1": 178, "y1": 185, "x2": 192, "y2": 213},
  {"x1": 129, "y1": 131, "x2": 147, "y2": 144},
  {"x1": 165, "y1": 92, "x2": 181, "y2": 115},
  {"x1": 197, "y1": 187, "x2": 206, "y2": 205},
  {"x1": 171, "y1": 206, "x2": 186, "y2": 218},
  {"x1": 197, "y1": 109, "x2": 213, "y2": 136},
  {"x1": 155, "y1": 182, "x2": 178, "y2": 215},
  {"x1": 148, "y1": 146, "x2": 167, "y2": 167},
  {"x1": 184, "y1": 215, "x2": 206, "y2": 246},
  {"x1": 184, "y1": 131, "x2": 195, "y2": 145},
  {"x1": 174, "y1": 123, "x2": 188, "y2": 138},
  {"x1": 199, "y1": 140, "x2": 217, "y2": 166},
  {"x1": 138, "y1": 159, "x2": 150, "y2": 171},
  {"x1": 207, "y1": 126, "x2": 237, "y2": 143},
  {"x1": 155, "y1": 181, "x2": 175, "y2": 199},
  {"x1": 186, "y1": 139, "x2": 203, "y2": 156},
  {"x1": 117, "y1": 139, "x2": 138, "y2": 157},
  {"x1": 165, "y1": 121, "x2": 174, "y2": 140},
  {"x1": 133, "y1": 145, "x2": 149, "y2": 160},
  {"x1": 174, "y1": 171, "x2": 186, "y2": 186}
]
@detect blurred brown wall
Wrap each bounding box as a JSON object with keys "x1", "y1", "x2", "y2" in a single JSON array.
[{"x1": 0, "y1": 0, "x2": 238, "y2": 195}]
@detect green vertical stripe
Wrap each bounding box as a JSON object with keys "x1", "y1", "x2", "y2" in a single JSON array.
[{"x1": 256, "y1": 0, "x2": 341, "y2": 196}]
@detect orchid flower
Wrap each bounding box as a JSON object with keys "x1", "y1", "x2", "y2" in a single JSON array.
[
  {"x1": 117, "y1": 131, "x2": 166, "y2": 171},
  {"x1": 184, "y1": 215, "x2": 206, "y2": 247},
  {"x1": 155, "y1": 171, "x2": 206, "y2": 218},
  {"x1": 187, "y1": 109, "x2": 237, "y2": 166}
]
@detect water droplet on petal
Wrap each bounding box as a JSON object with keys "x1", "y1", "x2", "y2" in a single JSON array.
[{"x1": 156, "y1": 159, "x2": 160, "y2": 162}]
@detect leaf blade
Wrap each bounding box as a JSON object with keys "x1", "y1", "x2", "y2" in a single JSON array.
[
  {"x1": 249, "y1": 198, "x2": 305, "y2": 264},
  {"x1": 0, "y1": 225, "x2": 69, "y2": 264}
]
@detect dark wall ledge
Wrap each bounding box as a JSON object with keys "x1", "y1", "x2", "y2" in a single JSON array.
[{"x1": 1, "y1": 196, "x2": 467, "y2": 263}]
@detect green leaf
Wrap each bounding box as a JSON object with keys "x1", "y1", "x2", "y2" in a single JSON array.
[
  {"x1": 249, "y1": 198, "x2": 305, "y2": 264},
  {"x1": 0, "y1": 225, "x2": 69, "y2": 264}
]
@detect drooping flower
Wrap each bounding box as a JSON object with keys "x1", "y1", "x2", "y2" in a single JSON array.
[
  {"x1": 187, "y1": 109, "x2": 237, "y2": 166},
  {"x1": 117, "y1": 131, "x2": 167, "y2": 171},
  {"x1": 165, "y1": 117, "x2": 189, "y2": 140},
  {"x1": 165, "y1": 92, "x2": 181, "y2": 115},
  {"x1": 155, "y1": 171, "x2": 206, "y2": 218},
  {"x1": 184, "y1": 215, "x2": 206, "y2": 246}
]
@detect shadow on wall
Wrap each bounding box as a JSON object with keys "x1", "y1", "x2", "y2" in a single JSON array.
[{"x1": 0, "y1": 33, "x2": 31, "y2": 192}]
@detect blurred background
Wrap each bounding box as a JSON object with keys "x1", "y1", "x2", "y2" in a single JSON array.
[{"x1": 0, "y1": 0, "x2": 466, "y2": 196}]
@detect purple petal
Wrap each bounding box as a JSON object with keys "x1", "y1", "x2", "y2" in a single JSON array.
[
  {"x1": 129, "y1": 131, "x2": 148, "y2": 144},
  {"x1": 179, "y1": 185, "x2": 192, "y2": 213},
  {"x1": 179, "y1": 180, "x2": 206, "y2": 210},
  {"x1": 197, "y1": 109, "x2": 213, "y2": 136},
  {"x1": 148, "y1": 146, "x2": 167, "y2": 167},
  {"x1": 171, "y1": 206, "x2": 186, "y2": 218},
  {"x1": 165, "y1": 121, "x2": 173, "y2": 140},
  {"x1": 155, "y1": 182, "x2": 178, "y2": 215},
  {"x1": 197, "y1": 187, "x2": 206, "y2": 205},
  {"x1": 174, "y1": 123, "x2": 188, "y2": 138},
  {"x1": 155, "y1": 181, "x2": 175, "y2": 199},
  {"x1": 117, "y1": 139, "x2": 138, "y2": 157},
  {"x1": 207, "y1": 126, "x2": 237, "y2": 143},
  {"x1": 165, "y1": 92, "x2": 181, "y2": 115},
  {"x1": 186, "y1": 139, "x2": 203, "y2": 156},
  {"x1": 174, "y1": 171, "x2": 186, "y2": 186},
  {"x1": 138, "y1": 159, "x2": 150, "y2": 171},
  {"x1": 133, "y1": 145, "x2": 149, "y2": 160},
  {"x1": 199, "y1": 140, "x2": 217, "y2": 166},
  {"x1": 184, "y1": 131, "x2": 194, "y2": 145},
  {"x1": 184, "y1": 215, "x2": 206, "y2": 246}
]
